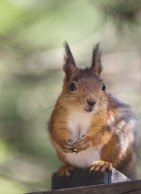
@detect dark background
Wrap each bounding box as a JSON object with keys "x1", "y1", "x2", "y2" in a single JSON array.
[{"x1": 0, "y1": 0, "x2": 141, "y2": 193}]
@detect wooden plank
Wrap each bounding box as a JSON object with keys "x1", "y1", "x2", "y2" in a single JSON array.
[
  {"x1": 51, "y1": 168, "x2": 130, "y2": 190},
  {"x1": 29, "y1": 180, "x2": 141, "y2": 194}
]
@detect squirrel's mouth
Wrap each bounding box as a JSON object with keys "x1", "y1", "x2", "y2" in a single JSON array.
[{"x1": 84, "y1": 107, "x2": 94, "y2": 112}]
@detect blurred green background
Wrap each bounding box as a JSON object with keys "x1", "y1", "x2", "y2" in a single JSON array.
[{"x1": 0, "y1": 0, "x2": 141, "y2": 193}]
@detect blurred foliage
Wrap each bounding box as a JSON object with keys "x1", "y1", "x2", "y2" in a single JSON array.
[{"x1": 0, "y1": 0, "x2": 141, "y2": 193}]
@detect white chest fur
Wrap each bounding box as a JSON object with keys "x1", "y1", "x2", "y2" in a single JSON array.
[
  {"x1": 65, "y1": 147, "x2": 102, "y2": 168},
  {"x1": 68, "y1": 110, "x2": 93, "y2": 141},
  {"x1": 66, "y1": 110, "x2": 102, "y2": 167}
]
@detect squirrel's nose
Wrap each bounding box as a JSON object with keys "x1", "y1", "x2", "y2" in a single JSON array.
[{"x1": 87, "y1": 100, "x2": 96, "y2": 106}]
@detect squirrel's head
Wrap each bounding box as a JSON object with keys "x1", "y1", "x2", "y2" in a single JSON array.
[{"x1": 62, "y1": 42, "x2": 107, "y2": 113}]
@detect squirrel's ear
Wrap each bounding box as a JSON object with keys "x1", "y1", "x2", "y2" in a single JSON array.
[
  {"x1": 63, "y1": 42, "x2": 77, "y2": 82},
  {"x1": 91, "y1": 43, "x2": 103, "y2": 75}
]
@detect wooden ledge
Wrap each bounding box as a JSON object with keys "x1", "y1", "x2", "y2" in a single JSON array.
[
  {"x1": 28, "y1": 168, "x2": 140, "y2": 194},
  {"x1": 30, "y1": 180, "x2": 141, "y2": 194},
  {"x1": 51, "y1": 167, "x2": 130, "y2": 190}
]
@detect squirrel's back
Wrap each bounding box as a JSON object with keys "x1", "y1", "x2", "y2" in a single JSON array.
[{"x1": 105, "y1": 93, "x2": 137, "y2": 179}]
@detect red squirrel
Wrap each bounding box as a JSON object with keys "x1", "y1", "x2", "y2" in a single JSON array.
[{"x1": 48, "y1": 42, "x2": 137, "y2": 179}]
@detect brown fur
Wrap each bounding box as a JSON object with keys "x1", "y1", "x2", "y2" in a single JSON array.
[{"x1": 48, "y1": 43, "x2": 137, "y2": 179}]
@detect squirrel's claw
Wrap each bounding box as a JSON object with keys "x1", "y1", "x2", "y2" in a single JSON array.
[
  {"x1": 62, "y1": 140, "x2": 75, "y2": 153},
  {"x1": 58, "y1": 165, "x2": 74, "y2": 177},
  {"x1": 64, "y1": 147, "x2": 76, "y2": 153},
  {"x1": 72, "y1": 136, "x2": 90, "y2": 153},
  {"x1": 62, "y1": 136, "x2": 91, "y2": 153},
  {"x1": 90, "y1": 160, "x2": 112, "y2": 173}
]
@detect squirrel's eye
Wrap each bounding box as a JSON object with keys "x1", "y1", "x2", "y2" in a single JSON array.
[
  {"x1": 102, "y1": 83, "x2": 106, "y2": 91},
  {"x1": 70, "y1": 83, "x2": 77, "y2": 91}
]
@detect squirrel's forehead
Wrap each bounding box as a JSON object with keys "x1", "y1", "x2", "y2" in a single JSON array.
[
  {"x1": 72, "y1": 69, "x2": 102, "y2": 86},
  {"x1": 79, "y1": 79, "x2": 102, "y2": 90}
]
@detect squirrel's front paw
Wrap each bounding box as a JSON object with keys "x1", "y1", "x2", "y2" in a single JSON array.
[
  {"x1": 60, "y1": 139, "x2": 75, "y2": 153},
  {"x1": 90, "y1": 160, "x2": 112, "y2": 173},
  {"x1": 72, "y1": 135, "x2": 91, "y2": 153},
  {"x1": 58, "y1": 165, "x2": 74, "y2": 177}
]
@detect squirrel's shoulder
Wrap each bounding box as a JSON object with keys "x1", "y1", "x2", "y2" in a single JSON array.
[{"x1": 107, "y1": 92, "x2": 137, "y2": 121}]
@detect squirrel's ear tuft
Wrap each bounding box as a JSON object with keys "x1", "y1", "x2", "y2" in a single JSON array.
[
  {"x1": 63, "y1": 42, "x2": 77, "y2": 82},
  {"x1": 91, "y1": 43, "x2": 103, "y2": 75}
]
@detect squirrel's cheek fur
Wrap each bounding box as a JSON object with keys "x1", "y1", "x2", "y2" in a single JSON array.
[{"x1": 48, "y1": 43, "x2": 137, "y2": 180}]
